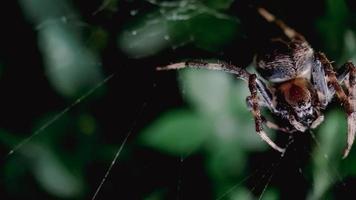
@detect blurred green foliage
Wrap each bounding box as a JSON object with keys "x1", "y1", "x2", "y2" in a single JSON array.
[
  {"x1": 21, "y1": 0, "x2": 104, "y2": 98},
  {"x1": 1, "y1": 0, "x2": 356, "y2": 199},
  {"x1": 118, "y1": 0, "x2": 240, "y2": 58}
]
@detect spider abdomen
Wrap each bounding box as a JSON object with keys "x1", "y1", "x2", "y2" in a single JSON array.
[{"x1": 256, "y1": 39, "x2": 314, "y2": 83}]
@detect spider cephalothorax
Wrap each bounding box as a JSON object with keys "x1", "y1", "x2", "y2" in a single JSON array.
[{"x1": 158, "y1": 8, "x2": 356, "y2": 158}]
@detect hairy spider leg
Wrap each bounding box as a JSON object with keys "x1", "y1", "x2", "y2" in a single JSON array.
[
  {"x1": 334, "y1": 62, "x2": 356, "y2": 158},
  {"x1": 316, "y1": 52, "x2": 356, "y2": 158},
  {"x1": 324, "y1": 62, "x2": 355, "y2": 99},
  {"x1": 246, "y1": 96, "x2": 292, "y2": 133},
  {"x1": 286, "y1": 114, "x2": 308, "y2": 132},
  {"x1": 346, "y1": 63, "x2": 356, "y2": 158},
  {"x1": 264, "y1": 119, "x2": 292, "y2": 133},
  {"x1": 343, "y1": 62, "x2": 356, "y2": 158},
  {"x1": 249, "y1": 74, "x2": 285, "y2": 153},
  {"x1": 321, "y1": 61, "x2": 356, "y2": 102},
  {"x1": 312, "y1": 57, "x2": 330, "y2": 108},
  {"x1": 157, "y1": 61, "x2": 278, "y2": 113},
  {"x1": 158, "y1": 61, "x2": 285, "y2": 152},
  {"x1": 337, "y1": 62, "x2": 352, "y2": 83},
  {"x1": 257, "y1": 7, "x2": 305, "y2": 41},
  {"x1": 157, "y1": 61, "x2": 250, "y2": 80}
]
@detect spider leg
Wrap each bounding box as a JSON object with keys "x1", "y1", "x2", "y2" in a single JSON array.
[
  {"x1": 310, "y1": 114, "x2": 324, "y2": 129},
  {"x1": 316, "y1": 53, "x2": 356, "y2": 158},
  {"x1": 158, "y1": 61, "x2": 279, "y2": 113},
  {"x1": 313, "y1": 58, "x2": 353, "y2": 104},
  {"x1": 337, "y1": 62, "x2": 351, "y2": 83},
  {"x1": 257, "y1": 7, "x2": 305, "y2": 41},
  {"x1": 326, "y1": 62, "x2": 353, "y2": 97},
  {"x1": 336, "y1": 62, "x2": 356, "y2": 158},
  {"x1": 248, "y1": 74, "x2": 285, "y2": 153},
  {"x1": 246, "y1": 96, "x2": 292, "y2": 133},
  {"x1": 159, "y1": 61, "x2": 284, "y2": 152},
  {"x1": 311, "y1": 56, "x2": 330, "y2": 108},
  {"x1": 316, "y1": 53, "x2": 349, "y2": 107},
  {"x1": 157, "y1": 61, "x2": 250, "y2": 80},
  {"x1": 345, "y1": 64, "x2": 356, "y2": 158},
  {"x1": 288, "y1": 114, "x2": 307, "y2": 132},
  {"x1": 263, "y1": 117, "x2": 294, "y2": 133}
]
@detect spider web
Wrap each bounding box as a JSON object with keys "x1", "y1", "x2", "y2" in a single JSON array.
[
  {"x1": 2, "y1": 1, "x2": 351, "y2": 200},
  {"x1": 4, "y1": 67, "x2": 345, "y2": 200}
]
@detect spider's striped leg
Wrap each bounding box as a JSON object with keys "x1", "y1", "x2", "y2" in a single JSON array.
[
  {"x1": 327, "y1": 62, "x2": 354, "y2": 96},
  {"x1": 264, "y1": 120, "x2": 292, "y2": 133},
  {"x1": 157, "y1": 61, "x2": 250, "y2": 80},
  {"x1": 316, "y1": 53, "x2": 356, "y2": 158},
  {"x1": 336, "y1": 62, "x2": 356, "y2": 158},
  {"x1": 311, "y1": 55, "x2": 330, "y2": 108},
  {"x1": 158, "y1": 61, "x2": 279, "y2": 113},
  {"x1": 246, "y1": 96, "x2": 292, "y2": 133},
  {"x1": 257, "y1": 7, "x2": 305, "y2": 41},
  {"x1": 316, "y1": 53, "x2": 349, "y2": 105},
  {"x1": 337, "y1": 62, "x2": 352, "y2": 83},
  {"x1": 159, "y1": 61, "x2": 284, "y2": 152},
  {"x1": 248, "y1": 74, "x2": 285, "y2": 153}
]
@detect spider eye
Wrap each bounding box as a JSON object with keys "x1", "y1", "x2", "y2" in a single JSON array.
[{"x1": 294, "y1": 101, "x2": 313, "y2": 119}]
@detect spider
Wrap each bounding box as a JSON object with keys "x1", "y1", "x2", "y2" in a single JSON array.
[{"x1": 157, "y1": 7, "x2": 356, "y2": 158}]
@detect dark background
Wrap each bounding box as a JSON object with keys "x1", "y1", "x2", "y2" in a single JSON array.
[{"x1": 1, "y1": 0, "x2": 356, "y2": 199}]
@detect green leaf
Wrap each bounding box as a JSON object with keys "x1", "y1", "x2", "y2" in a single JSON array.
[
  {"x1": 19, "y1": 0, "x2": 73, "y2": 23},
  {"x1": 179, "y1": 69, "x2": 233, "y2": 116},
  {"x1": 261, "y1": 188, "x2": 279, "y2": 200},
  {"x1": 316, "y1": 0, "x2": 350, "y2": 60},
  {"x1": 31, "y1": 145, "x2": 84, "y2": 198},
  {"x1": 167, "y1": 4, "x2": 241, "y2": 51},
  {"x1": 190, "y1": 12, "x2": 240, "y2": 51},
  {"x1": 19, "y1": 0, "x2": 104, "y2": 98},
  {"x1": 179, "y1": 69, "x2": 268, "y2": 151},
  {"x1": 144, "y1": 189, "x2": 166, "y2": 200},
  {"x1": 203, "y1": 0, "x2": 235, "y2": 10},
  {"x1": 207, "y1": 142, "x2": 247, "y2": 197},
  {"x1": 39, "y1": 23, "x2": 104, "y2": 98},
  {"x1": 309, "y1": 110, "x2": 346, "y2": 200},
  {"x1": 139, "y1": 109, "x2": 211, "y2": 155},
  {"x1": 341, "y1": 30, "x2": 356, "y2": 63},
  {"x1": 207, "y1": 143, "x2": 246, "y2": 178},
  {"x1": 118, "y1": 2, "x2": 241, "y2": 57},
  {"x1": 118, "y1": 11, "x2": 171, "y2": 58},
  {"x1": 229, "y1": 187, "x2": 253, "y2": 200},
  {"x1": 4, "y1": 141, "x2": 84, "y2": 198}
]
